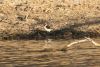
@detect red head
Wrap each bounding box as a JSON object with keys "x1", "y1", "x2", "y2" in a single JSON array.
[{"x1": 43, "y1": 23, "x2": 46, "y2": 26}]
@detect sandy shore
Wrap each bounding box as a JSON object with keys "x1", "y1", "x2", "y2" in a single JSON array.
[{"x1": 0, "y1": 0, "x2": 100, "y2": 36}]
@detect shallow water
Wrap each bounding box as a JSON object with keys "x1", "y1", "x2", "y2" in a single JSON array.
[{"x1": 0, "y1": 37, "x2": 100, "y2": 67}]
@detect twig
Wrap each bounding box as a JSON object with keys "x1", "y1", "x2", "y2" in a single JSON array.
[
  {"x1": 67, "y1": 37, "x2": 100, "y2": 47},
  {"x1": 91, "y1": 40, "x2": 100, "y2": 46}
]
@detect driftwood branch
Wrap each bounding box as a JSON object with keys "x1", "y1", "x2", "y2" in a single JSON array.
[
  {"x1": 67, "y1": 37, "x2": 100, "y2": 47},
  {"x1": 43, "y1": 37, "x2": 100, "y2": 49}
]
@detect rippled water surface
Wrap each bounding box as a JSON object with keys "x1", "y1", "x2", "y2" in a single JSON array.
[{"x1": 0, "y1": 37, "x2": 100, "y2": 67}]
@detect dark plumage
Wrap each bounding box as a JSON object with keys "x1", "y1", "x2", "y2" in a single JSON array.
[{"x1": 46, "y1": 25, "x2": 51, "y2": 29}]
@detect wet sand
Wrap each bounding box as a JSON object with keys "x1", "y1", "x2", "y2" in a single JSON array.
[{"x1": 0, "y1": 37, "x2": 100, "y2": 67}]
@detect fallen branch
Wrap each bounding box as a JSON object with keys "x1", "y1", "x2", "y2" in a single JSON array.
[
  {"x1": 91, "y1": 40, "x2": 100, "y2": 46},
  {"x1": 67, "y1": 37, "x2": 100, "y2": 47}
]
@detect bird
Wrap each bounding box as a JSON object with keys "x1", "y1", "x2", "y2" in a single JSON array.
[
  {"x1": 43, "y1": 23, "x2": 53, "y2": 48},
  {"x1": 43, "y1": 23, "x2": 53, "y2": 32}
]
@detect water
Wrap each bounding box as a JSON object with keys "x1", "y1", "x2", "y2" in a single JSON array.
[{"x1": 0, "y1": 37, "x2": 100, "y2": 67}]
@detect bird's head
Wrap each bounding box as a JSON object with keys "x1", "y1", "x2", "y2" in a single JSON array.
[{"x1": 43, "y1": 23, "x2": 46, "y2": 26}]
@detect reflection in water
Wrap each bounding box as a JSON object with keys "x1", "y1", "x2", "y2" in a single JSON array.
[{"x1": 0, "y1": 38, "x2": 100, "y2": 67}]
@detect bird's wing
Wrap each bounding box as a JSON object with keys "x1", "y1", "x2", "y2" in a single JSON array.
[{"x1": 46, "y1": 25, "x2": 51, "y2": 29}]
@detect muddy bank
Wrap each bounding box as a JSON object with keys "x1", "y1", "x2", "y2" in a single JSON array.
[
  {"x1": 1, "y1": 20, "x2": 100, "y2": 40},
  {"x1": 0, "y1": 0, "x2": 100, "y2": 39}
]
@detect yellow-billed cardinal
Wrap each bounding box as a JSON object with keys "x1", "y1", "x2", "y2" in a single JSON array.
[{"x1": 43, "y1": 23, "x2": 53, "y2": 32}]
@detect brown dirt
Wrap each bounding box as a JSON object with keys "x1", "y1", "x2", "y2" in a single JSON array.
[
  {"x1": 0, "y1": 0, "x2": 100, "y2": 36},
  {"x1": 0, "y1": 37, "x2": 100, "y2": 67}
]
